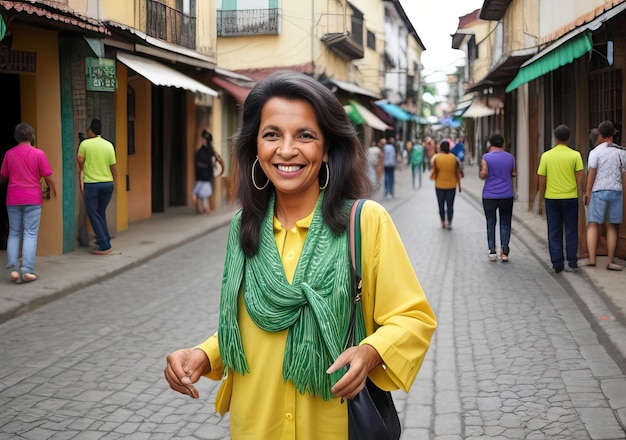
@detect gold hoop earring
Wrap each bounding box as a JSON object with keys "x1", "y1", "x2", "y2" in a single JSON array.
[
  {"x1": 319, "y1": 161, "x2": 330, "y2": 190},
  {"x1": 252, "y1": 157, "x2": 269, "y2": 190}
]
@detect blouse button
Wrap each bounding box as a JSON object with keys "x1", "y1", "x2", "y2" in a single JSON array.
[
  {"x1": 285, "y1": 413, "x2": 293, "y2": 420},
  {"x1": 286, "y1": 250, "x2": 295, "y2": 261},
  {"x1": 291, "y1": 227, "x2": 297, "y2": 233}
]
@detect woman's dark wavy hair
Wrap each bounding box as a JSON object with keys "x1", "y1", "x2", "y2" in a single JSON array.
[{"x1": 234, "y1": 70, "x2": 372, "y2": 256}]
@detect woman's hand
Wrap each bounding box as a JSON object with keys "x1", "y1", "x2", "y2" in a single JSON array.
[
  {"x1": 326, "y1": 344, "x2": 382, "y2": 400},
  {"x1": 164, "y1": 348, "x2": 211, "y2": 399}
]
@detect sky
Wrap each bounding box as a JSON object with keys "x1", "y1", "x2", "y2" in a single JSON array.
[{"x1": 400, "y1": 0, "x2": 485, "y2": 85}]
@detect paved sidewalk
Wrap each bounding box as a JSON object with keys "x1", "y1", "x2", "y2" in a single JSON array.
[
  {"x1": 0, "y1": 206, "x2": 238, "y2": 323},
  {"x1": 1, "y1": 165, "x2": 625, "y2": 351},
  {"x1": 461, "y1": 166, "x2": 626, "y2": 320}
]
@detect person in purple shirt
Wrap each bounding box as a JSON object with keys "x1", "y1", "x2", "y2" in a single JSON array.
[{"x1": 479, "y1": 133, "x2": 517, "y2": 262}]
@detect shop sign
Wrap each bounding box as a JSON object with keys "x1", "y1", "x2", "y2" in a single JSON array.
[{"x1": 86, "y1": 57, "x2": 117, "y2": 91}]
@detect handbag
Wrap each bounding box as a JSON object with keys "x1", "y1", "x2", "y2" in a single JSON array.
[
  {"x1": 41, "y1": 178, "x2": 50, "y2": 200},
  {"x1": 346, "y1": 199, "x2": 401, "y2": 440}
]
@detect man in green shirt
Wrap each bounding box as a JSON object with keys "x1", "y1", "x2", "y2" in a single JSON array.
[
  {"x1": 77, "y1": 119, "x2": 117, "y2": 255},
  {"x1": 537, "y1": 124, "x2": 584, "y2": 273},
  {"x1": 409, "y1": 139, "x2": 425, "y2": 189}
]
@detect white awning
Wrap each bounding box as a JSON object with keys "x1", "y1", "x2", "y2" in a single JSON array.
[
  {"x1": 116, "y1": 52, "x2": 218, "y2": 96},
  {"x1": 463, "y1": 99, "x2": 497, "y2": 118},
  {"x1": 344, "y1": 101, "x2": 392, "y2": 131},
  {"x1": 330, "y1": 78, "x2": 380, "y2": 99}
]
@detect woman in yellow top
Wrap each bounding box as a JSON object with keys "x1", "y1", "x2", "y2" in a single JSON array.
[
  {"x1": 164, "y1": 71, "x2": 437, "y2": 440},
  {"x1": 431, "y1": 140, "x2": 463, "y2": 230}
]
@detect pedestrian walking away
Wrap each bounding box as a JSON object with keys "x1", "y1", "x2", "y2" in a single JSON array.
[
  {"x1": 367, "y1": 139, "x2": 384, "y2": 190},
  {"x1": 431, "y1": 140, "x2": 462, "y2": 229},
  {"x1": 409, "y1": 139, "x2": 425, "y2": 189},
  {"x1": 424, "y1": 136, "x2": 436, "y2": 171},
  {"x1": 192, "y1": 129, "x2": 225, "y2": 215},
  {"x1": 584, "y1": 120, "x2": 626, "y2": 271},
  {"x1": 537, "y1": 124, "x2": 584, "y2": 273},
  {"x1": 164, "y1": 71, "x2": 437, "y2": 440},
  {"x1": 479, "y1": 133, "x2": 516, "y2": 262},
  {"x1": 383, "y1": 136, "x2": 397, "y2": 199},
  {"x1": 77, "y1": 118, "x2": 117, "y2": 255},
  {"x1": 0, "y1": 122, "x2": 57, "y2": 283}
]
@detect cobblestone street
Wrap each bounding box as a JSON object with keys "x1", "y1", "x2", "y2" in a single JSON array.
[{"x1": 0, "y1": 168, "x2": 625, "y2": 439}]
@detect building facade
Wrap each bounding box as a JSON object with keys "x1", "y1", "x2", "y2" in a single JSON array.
[
  {"x1": 0, "y1": 0, "x2": 425, "y2": 257},
  {"x1": 0, "y1": 0, "x2": 222, "y2": 256}
]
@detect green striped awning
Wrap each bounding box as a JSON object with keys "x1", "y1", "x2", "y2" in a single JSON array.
[{"x1": 506, "y1": 31, "x2": 593, "y2": 92}]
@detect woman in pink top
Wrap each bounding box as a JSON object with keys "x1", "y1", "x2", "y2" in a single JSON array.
[{"x1": 0, "y1": 123, "x2": 56, "y2": 283}]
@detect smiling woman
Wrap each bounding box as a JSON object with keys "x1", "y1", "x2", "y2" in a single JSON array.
[
  {"x1": 164, "y1": 71, "x2": 437, "y2": 440},
  {"x1": 256, "y1": 96, "x2": 328, "y2": 227}
]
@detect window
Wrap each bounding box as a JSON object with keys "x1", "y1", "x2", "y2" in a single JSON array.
[
  {"x1": 217, "y1": 0, "x2": 280, "y2": 36},
  {"x1": 589, "y1": 69, "x2": 622, "y2": 144},
  {"x1": 147, "y1": 0, "x2": 196, "y2": 49},
  {"x1": 366, "y1": 30, "x2": 375, "y2": 50},
  {"x1": 127, "y1": 86, "x2": 136, "y2": 155},
  {"x1": 350, "y1": 5, "x2": 363, "y2": 48}
]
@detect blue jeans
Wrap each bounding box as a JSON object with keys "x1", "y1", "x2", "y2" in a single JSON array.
[
  {"x1": 411, "y1": 164, "x2": 423, "y2": 189},
  {"x1": 84, "y1": 182, "x2": 114, "y2": 250},
  {"x1": 436, "y1": 188, "x2": 456, "y2": 223},
  {"x1": 384, "y1": 166, "x2": 395, "y2": 197},
  {"x1": 482, "y1": 198, "x2": 514, "y2": 252},
  {"x1": 545, "y1": 198, "x2": 579, "y2": 270},
  {"x1": 6, "y1": 204, "x2": 42, "y2": 274}
]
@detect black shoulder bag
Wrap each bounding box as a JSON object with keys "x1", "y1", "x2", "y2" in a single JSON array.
[{"x1": 346, "y1": 199, "x2": 401, "y2": 440}]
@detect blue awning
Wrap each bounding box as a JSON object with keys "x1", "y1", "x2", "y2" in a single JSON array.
[
  {"x1": 412, "y1": 115, "x2": 429, "y2": 124},
  {"x1": 375, "y1": 101, "x2": 412, "y2": 121}
]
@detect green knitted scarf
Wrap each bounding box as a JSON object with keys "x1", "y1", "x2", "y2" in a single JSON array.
[{"x1": 218, "y1": 194, "x2": 353, "y2": 400}]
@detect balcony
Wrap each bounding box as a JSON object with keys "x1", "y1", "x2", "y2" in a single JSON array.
[
  {"x1": 146, "y1": 0, "x2": 196, "y2": 50},
  {"x1": 320, "y1": 10, "x2": 364, "y2": 60},
  {"x1": 321, "y1": 33, "x2": 364, "y2": 60},
  {"x1": 217, "y1": 9, "x2": 280, "y2": 36}
]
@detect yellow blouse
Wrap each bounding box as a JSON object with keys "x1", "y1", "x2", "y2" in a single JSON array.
[
  {"x1": 433, "y1": 153, "x2": 459, "y2": 189},
  {"x1": 197, "y1": 200, "x2": 437, "y2": 440}
]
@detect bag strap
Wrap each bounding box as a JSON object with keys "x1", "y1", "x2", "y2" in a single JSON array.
[
  {"x1": 349, "y1": 199, "x2": 365, "y2": 283},
  {"x1": 346, "y1": 199, "x2": 366, "y2": 349}
]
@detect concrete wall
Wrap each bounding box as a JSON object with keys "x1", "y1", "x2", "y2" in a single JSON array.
[
  {"x1": 114, "y1": 65, "x2": 129, "y2": 232},
  {"x1": 217, "y1": 0, "x2": 369, "y2": 86},
  {"x1": 217, "y1": 0, "x2": 316, "y2": 71},
  {"x1": 126, "y1": 75, "x2": 153, "y2": 223},
  {"x1": 538, "y1": 0, "x2": 624, "y2": 43},
  {"x1": 12, "y1": 24, "x2": 64, "y2": 256},
  {"x1": 504, "y1": 0, "x2": 539, "y2": 52},
  {"x1": 469, "y1": 20, "x2": 494, "y2": 83},
  {"x1": 353, "y1": 0, "x2": 385, "y2": 93}
]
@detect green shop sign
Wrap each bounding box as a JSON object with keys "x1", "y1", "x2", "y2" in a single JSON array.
[{"x1": 86, "y1": 57, "x2": 117, "y2": 92}]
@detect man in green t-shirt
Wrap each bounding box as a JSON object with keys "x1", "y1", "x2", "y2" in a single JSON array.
[
  {"x1": 409, "y1": 140, "x2": 425, "y2": 189},
  {"x1": 77, "y1": 119, "x2": 117, "y2": 255},
  {"x1": 537, "y1": 124, "x2": 584, "y2": 273}
]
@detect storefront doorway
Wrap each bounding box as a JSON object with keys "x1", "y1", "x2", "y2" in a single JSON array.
[{"x1": 0, "y1": 73, "x2": 21, "y2": 250}]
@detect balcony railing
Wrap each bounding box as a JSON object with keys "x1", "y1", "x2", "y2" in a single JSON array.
[
  {"x1": 147, "y1": 0, "x2": 196, "y2": 49},
  {"x1": 217, "y1": 9, "x2": 280, "y2": 36}
]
